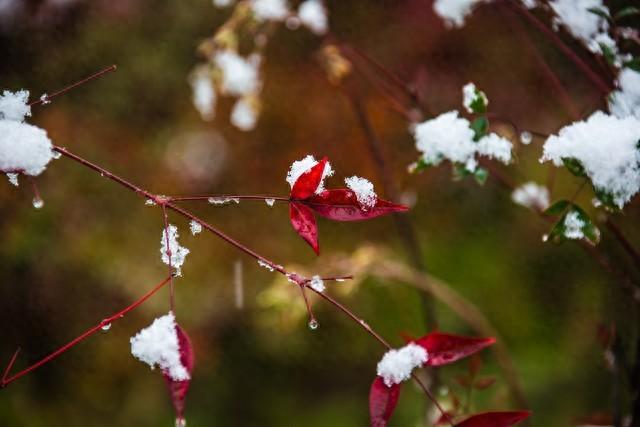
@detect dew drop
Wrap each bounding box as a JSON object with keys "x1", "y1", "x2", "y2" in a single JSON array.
[
  {"x1": 265, "y1": 198, "x2": 275, "y2": 207},
  {"x1": 101, "y1": 322, "x2": 112, "y2": 331},
  {"x1": 175, "y1": 417, "x2": 187, "y2": 427},
  {"x1": 51, "y1": 150, "x2": 61, "y2": 159},
  {"x1": 542, "y1": 234, "x2": 549, "y2": 242},
  {"x1": 145, "y1": 199, "x2": 157, "y2": 206},
  {"x1": 308, "y1": 319, "x2": 319, "y2": 330},
  {"x1": 32, "y1": 197, "x2": 44, "y2": 209},
  {"x1": 519, "y1": 131, "x2": 533, "y2": 145}
]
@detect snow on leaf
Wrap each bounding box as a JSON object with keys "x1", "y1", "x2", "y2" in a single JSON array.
[
  {"x1": 162, "y1": 324, "x2": 195, "y2": 422},
  {"x1": 455, "y1": 411, "x2": 531, "y2": 427},
  {"x1": 376, "y1": 343, "x2": 429, "y2": 386},
  {"x1": 369, "y1": 376, "x2": 401, "y2": 427},
  {"x1": 291, "y1": 157, "x2": 330, "y2": 199},
  {"x1": 304, "y1": 189, "x2": 408, "y2": 221},
  {"x1": 414, "y1": 332, "x2": 495, "y2": 366},
  {"x1": 289, "y1": 202, "x2": 319, "y2": 254}
]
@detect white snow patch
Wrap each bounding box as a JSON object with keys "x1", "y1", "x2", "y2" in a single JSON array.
[
  {"x1": 160, "y1": 225, "x2": 190, "y2": 276},
  {"x1": 298, "y1": 0, "x2": 328, "y2": 35},
  {"x1": 190, "y1": 220, "x2": 202, "y2": 235},
  {"x1": 563, "y1": 210, "x2": 585, "y2": 239},
  {"x1": 377, "y1": 343, "x2": 429, "y2": 387},
  {"x1": 231, "y1": 97, "x2": 258, "y2": 131},
  {"x1": 512, "y1": 182, "x2": 550, "y2": 211},
  {"x1": 344, "y1": 176, "x2": 377, "y2": 209},
  {"x1": 286, "y1": 155, "x2": 334, "y2": 194},
  {"x1": 251, "y1": 0, "x2": 288, "y2": 21},
  {"x1": 130, "y1": 312, "x2": 190, "y2": 381},
  {"x1": 0, "y1": 121, "x2": 54, "y2": 176},
  {"x1": 549, "y1": 0, "x2": 611, "y2": 55},
  {"x1": 215, "y1": 51, "x2": 260, "y2": 97},
  {"x1": 609, "y1": 68, "x2": 640, "y2": 120},
  {"x1": 0, "y1": 89, "x2": 31, "y2": 122},
  {"x1": 540, "y1": 111, "x2": 640, "y2": 208},
  {"x1": 309, "y1": 275, "x2": 325, "y2": 292},
  {"x1": 433, "y1": 0, "x2": 485, "y2": 28},
  {"x1": 190, "y1": 69, "x2": 216, "y2": 121},
  {"x1": 462, "y1": 82, "x2": 488, "y2": 113}
]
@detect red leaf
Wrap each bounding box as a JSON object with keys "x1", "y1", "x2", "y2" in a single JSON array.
[
  {"x1": 305, "y1": 189, "x2": 408, "y2": 221},
  {"x1": 414, "y1": 332, "x2": 495, "y2": 366},
  {"x1": 455, "y1": 411, "x2": 531, "y2": 427},
  {"x1": 289, "y1": 202, "x2": 319, "y2": 254},
  {"x1": 369, "y1": 377, "x2": 401, "y2": 427},
  {"x1": 291, "y1": 157, "x2": 328, "y2": 199},
  {"x1": 162, "y1": 324, "x2": 194, "y2": 422}
]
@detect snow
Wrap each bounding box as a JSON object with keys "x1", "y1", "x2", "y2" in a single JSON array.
[
  {"x1": 563, "y1": 210, "x2": 585, "y2": 239},
  {"x1": 462, "y1": 82, "x2": 488, "y2": 113},
  {"x1": 376, "y1": 343, "x2": 429, "y2": 387},
  {"x1": 0, "y1": 89, "x2": 31, "y2": 122},
  {"x1": 609, "y1": 68, "x2": 640, "y2": 119},
  {"x1": 285, "y1": 155, "x2": 334, "y2": 193},
  {"x1": 160, "y1": 225, "x2": 190, "y2": 276},
  {"x1": 190, "y1": 69, "x2": 216, "y2": 121},
  {"x1": 189, "y1": 220, "x2": 202, "y2": 235},
  {"x1": 549, "y1": 0, "x2": 612, "y2": 55},
  {"x1": 521, "y1": 0, "x2": 537, "y2": 8},
  {"x1": 258, "y1": 259, "x2": 275, "y2": 271},
  {"x1": 540, "y1": 111, "x2": 640, "y2": 208},
  {"x1": 231, "y1": 97, "x2": 258, "y2": 131},
  {"x1": 6, "y1": 172, "x2": 18, "y2": 186},
  {"x1": 213, "y1": 0, "x2": 233, "y2": 7},
  {"x1": 309, "y1": 275, "x2": 325, "y2": 292},
  {"x1": 344, "y1": 176, "x2": 377, "y2": 209},
  {"x1": 433, "y1": 0, "x2": 483, "y2": 28},
  {"x1": 0, "y1": 121, "x2": 54, "y2": 176},
  {"x1": 413, "y1": 110, "x2": 512, "y2": 172},
  {"x1": 265, "y1": 198, "x2": 275, "y2": 206},
  {"x1": 512, "y1": 182, "x2": 550, "y2": 211},
  {"x1": 298, "y1": 0, "x2": 328, "y2": 35},
  {"x1": 129, "y1": 312, "x2": 190, "y2": 381},
  {"x1": 251, "y1": 0, "x2": 288, "y2": 21},
  {"x1": 215, "y1": 51, "x2": 260, "y2": 97}
]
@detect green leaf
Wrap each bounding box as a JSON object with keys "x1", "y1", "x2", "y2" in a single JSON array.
[
  {"x1": 587, "y1": 7, "x2": 611, "y2": 20},
  {"x1": 452, "y1": 163, "x2": 473, "y2": 181},
  {"x1": 562, "y1": 157, "x2": 587, "y2": 177},
  {"x1": 594, "y1": 187, "x2": 619, "y2": 211},
  {"x1": 599, "y1": 43, "x2": 617, "y2": 66},
  {"x1": 543, "y1": 200, "x2": 570, "y2": 216},
  {"x1": 624, "y1": 57, "x2": 640, "y2": 72},
  {"x1": 572, "y1": 205, "x2": 600, "y2": 245},
  {"x1": 469, "y1": 89, "x2": 488, "y2": 114},
  {"x1": 471, "y1": 117, "x2": 489, "y2": 141},
  {"x1": 614, "y1": 6, "x2": 640, "y2": 20},
  {"x1": 474, "y1": 167, "x2": 488, "y2": 186}
]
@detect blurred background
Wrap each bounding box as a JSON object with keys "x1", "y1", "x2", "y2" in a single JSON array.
[{"x1": 1, "y1": 0, "x2": 639, "y2": 426}]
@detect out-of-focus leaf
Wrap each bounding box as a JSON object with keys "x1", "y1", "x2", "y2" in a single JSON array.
[
  {"x1": 587, "y1": 7, "x2": 610, "y2": 20},
  {"x1": 455, "y1": 411, "x2": 531, "y2": 427},
  {"x1": 614, "y1": 6, "x2": 640, "y2": 20},
  {"x1": 369, "y1": 377, "x2": 401, "y2": 427}
]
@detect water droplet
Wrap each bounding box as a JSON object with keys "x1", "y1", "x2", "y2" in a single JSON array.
[
  {"x1": 265, "y1": 198, "x2": 275, "y2": 207},
  {"x1": 175, "y1": 417, "x2": 187, "y2": 427},
  {"x1": 542, "y1": 234, "x2": 549, "y2": 242},
  {"x1": 308, "y1": 319, "x2": 319, "y2": 330},
  {"x1": 51, "y1": 150, "x2": 61, "y2": 159},
  {"x1": 101, "y1": 322, "x2": 111, "y2": 331},
  {"x1": 145, "y1": 199, "x2": 157, "y2": 206},
  {"x1": 32, "y1": 197, "x2": 44, "y2": 209},
  {"x1": 520, "y1": 131, "x2": 533, "y2": 145}
]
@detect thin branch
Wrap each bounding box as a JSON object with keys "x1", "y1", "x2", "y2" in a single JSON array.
[
  {"x1": 1, "y1": 275, "x2": 172, "y2": 388},
  {"x1": 169, "y1": 195, "x2": 289, "y2": 203},
  {"x1": 29, "y1": 65, "x2": 117, "y2": 107}
]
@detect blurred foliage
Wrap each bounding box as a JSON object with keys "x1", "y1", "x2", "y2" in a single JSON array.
[{"x1": 1, "y1": 0, "x2": 639, "y2": 426}]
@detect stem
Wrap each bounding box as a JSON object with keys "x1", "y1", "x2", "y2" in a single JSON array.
[
  {"x1": 161, "y1": 204, "x2": 175, "y2": 311},
  {"x1": 29, "y1": 65, "x2": 117, "y2": 107},
  {"x1": 169, "y1": 195, "x2": 289, "y2": 203},
  {"x1": 1, "y1": 275, "x2": 172, "y2": 388},
  {"x1": 510, "y1": 1, "x2": 612, "y2": 94}
]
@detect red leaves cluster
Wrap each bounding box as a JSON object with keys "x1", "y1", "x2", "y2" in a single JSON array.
[
  {"x1": 369, "y1": 332, "x2": 529, "y2": 427},
  {"x1": 288, "y1": 157, "x2": 408, "y2": 254},
  {"x1": 162, "y1": 324, "x2": 194, "y2": 423}
]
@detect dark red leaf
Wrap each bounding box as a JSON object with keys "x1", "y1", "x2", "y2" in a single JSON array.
[
  {"x1": 162, "y1": 324, "x2": 194, "y2": 422},
  {"x1": 289, "y1": 202, "x2": 319, "y2": 254},
  {"x1": 369, "y1": 377, "x2": 401, "y2": 427},
  {"x1": 455, "y1": 411, "x2": 531, "y2": 427},
  {"x1": 305, "y1": 189, "x2": 408, "y2": 221},
  {"x1": 291, "y1": 157, "x2": 328, "y2": 199},
  {"x1": 414, "y1": 332, "x2": 495, "y2": 366},
  {"x1": 474, "y1": 377, "x2": 497, "y2": 390}
]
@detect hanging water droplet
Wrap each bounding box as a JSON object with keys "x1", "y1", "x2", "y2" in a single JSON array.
[
  {"x1": 308, "y1": 319, "x2": 319, "y2": 330},
  {"x1": 51, "y1": 150, "x2": 61, "y2": 159},
  {"x1": 519, "y1": 131, "x2": 533, "y2": 145},
  {"x1": 542, "y1": 234, "x2": 549, "y2": 242},
  {"x1": 175, "y1": 417, "x2": 187, "y2": 427},
  {"x1": 32, "y1": 197, "x2": 44, "y2": 209},
  {"x1": 145, "y1": 199, "x2": 156, "y2": 206},
  {"x1": 265, "y1": 198, "x2": 275, "y2": 207},
  {"x1": 101, "y1": 322, "x2": 112, "y2": 331}
]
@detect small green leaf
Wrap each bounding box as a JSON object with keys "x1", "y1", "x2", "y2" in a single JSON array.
[
  {"x1": 452, "y1": 163, "x2": 473, "y2": 181},
  {"x1": 624, "y1": 58, "x2": 640, "y2": 72},
  {"x1": 614, "y1": 6, "x2": 640, "y2": 20},
  {"x1": 471, "y1": 117, "x2": 489, "y2": 141},
  {"x1": 599, "y1": 43, "x2": 617, "y2": 66},
  {"x1": 587, "y1": 7, "x2": 611, "y2": 20},
  {"x1": 544, "y1": 200, "x2": 571, "y2": 216},
  {"x1": 594, "y1": 187, "x2": 619, "y2": 211},
  {"x1": 572, "y1": 205, "x2": 600, "y2": 245},
  {"x1": 474, "y1": 167, "x2": 488, "y2": 186},
  {"x1": 469, "y1": 90, "x2": 488, "y2": 114},
  {"x1": 562, "y1": 157, "x2": 587, "y2": 177}
]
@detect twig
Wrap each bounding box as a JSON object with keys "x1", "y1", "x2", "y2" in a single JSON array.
[{"x1": 29, "y1": 65, "x2": 117, "y2": 107}]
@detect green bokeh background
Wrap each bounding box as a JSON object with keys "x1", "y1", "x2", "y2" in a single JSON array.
[{"x1": 1, "y1": 1, "x2": 639, "y2": 426}]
